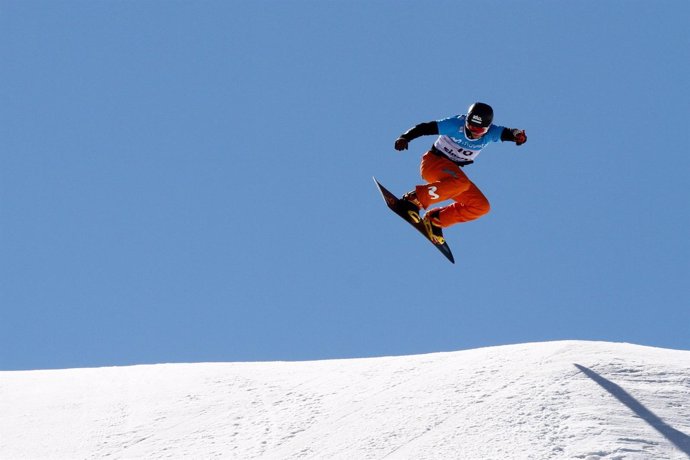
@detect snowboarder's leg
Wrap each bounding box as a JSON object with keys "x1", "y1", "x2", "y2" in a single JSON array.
[
  {"x1": 433, "y1": 183, "x2": 491, "y2": 227},
  {"x1": 415, "y1": 151, "x2": 472, "y2": 209}
]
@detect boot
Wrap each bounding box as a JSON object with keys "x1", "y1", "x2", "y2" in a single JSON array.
[
  {"x1": 423, "y1": 209, "x2": 445, "y2": 245},
  {"x1": 400, "y1": 190, "x2": 422, "y2": 223},
  {"x1": 401, "y1": 190, "x2": 422, "y2": 208}
]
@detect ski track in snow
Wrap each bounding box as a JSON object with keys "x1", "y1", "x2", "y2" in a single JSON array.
[{"x1": 1, "y1": 341, "x2": 689, "y2": 459}]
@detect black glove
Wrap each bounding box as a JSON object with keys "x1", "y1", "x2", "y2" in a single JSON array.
[
  {"x1": 394, "y1": 137, "x2": 409, "y2": 151},
  {"x1": 512, "y1": 129, "x2": 527, "y2": 146}
]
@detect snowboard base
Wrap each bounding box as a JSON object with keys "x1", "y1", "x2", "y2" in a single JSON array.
[{"x1": 373, "y1": 177, "x2": 455, "y2": 263}]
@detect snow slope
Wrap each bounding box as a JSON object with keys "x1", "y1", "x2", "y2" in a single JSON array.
[{"x1": 1, "y1": 341, "x2": 689, "y2": 459}]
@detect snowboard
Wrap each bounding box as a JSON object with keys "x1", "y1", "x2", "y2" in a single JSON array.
[{"x1": 373, "y1": 177, "x2": 455, "y2": 263}]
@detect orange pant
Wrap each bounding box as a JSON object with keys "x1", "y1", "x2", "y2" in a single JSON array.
[{"x1": 414, "y1": 151, "x2": 490, "y2": 228}]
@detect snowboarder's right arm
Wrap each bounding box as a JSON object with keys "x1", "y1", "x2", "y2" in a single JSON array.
[{"x1": 394, "y1": 121, "x2": 439, "y2": 151}]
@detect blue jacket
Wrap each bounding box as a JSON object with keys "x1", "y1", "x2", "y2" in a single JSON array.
[{"x1": 400, "y1": 115, "x2": 520, "y2": 166}]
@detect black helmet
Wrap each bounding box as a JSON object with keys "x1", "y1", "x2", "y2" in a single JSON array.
[{"x1": 466, "y1": 102, "x2": 494, "y2": 128}]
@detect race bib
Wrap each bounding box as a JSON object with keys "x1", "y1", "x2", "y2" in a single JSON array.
[{"x1": 433, "y1": 136, "x2": 481, "y2": 163}]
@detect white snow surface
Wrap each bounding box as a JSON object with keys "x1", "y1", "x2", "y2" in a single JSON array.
[{"x1": 1, "y1": 341, "x2": 689, "y2": 459}]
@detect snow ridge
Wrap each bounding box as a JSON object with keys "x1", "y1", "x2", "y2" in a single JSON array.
[{"x1": 1, "y1": 341, "x2": 689, "y2": 459}]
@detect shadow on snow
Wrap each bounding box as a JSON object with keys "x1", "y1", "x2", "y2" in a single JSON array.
[{"x1": 574, "y1": 364, "x2": 690, "y2": 457}]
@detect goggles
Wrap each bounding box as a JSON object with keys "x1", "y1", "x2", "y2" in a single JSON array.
[{"x1": 466, "y1": 122, "x2": 489, "y2": 136}]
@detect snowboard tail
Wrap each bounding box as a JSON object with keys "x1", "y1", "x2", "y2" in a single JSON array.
[{"x1": 373, "y1": 177, "x2": 455, "y2": 263}]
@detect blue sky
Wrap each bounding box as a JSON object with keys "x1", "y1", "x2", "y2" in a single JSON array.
[{"x1": 2, "y1": 0, "x2": 689, "y2": 370}]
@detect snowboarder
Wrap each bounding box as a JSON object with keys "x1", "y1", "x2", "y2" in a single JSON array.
[{"x1": 394, "y1": 102, "x2": 527, "y2": 244}]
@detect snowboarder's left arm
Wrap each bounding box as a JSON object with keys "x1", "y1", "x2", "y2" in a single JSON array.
[{"x1": 501, "y1": 128, "x2": 527, "y2": 146}]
